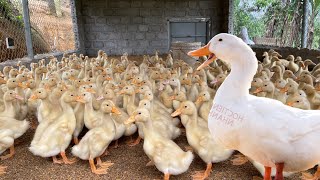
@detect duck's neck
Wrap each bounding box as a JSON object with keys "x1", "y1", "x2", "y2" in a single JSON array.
[
  {"x1": 216, "y1": 55, "x2": 257, "y2": 101},
  {"x1": 60, "y1": 100, "x2": 74, "y2": 114}
]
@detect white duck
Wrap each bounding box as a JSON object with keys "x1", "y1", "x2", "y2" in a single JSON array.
[{"x1": 188, "y1": 33, "x2": 320, "y2": 180}]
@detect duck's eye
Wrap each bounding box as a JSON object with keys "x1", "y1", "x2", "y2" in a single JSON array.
[
  {"x1": 296, "y1": 101, "x2": 300, "y2": 103},
  {"x1": 39, "y1": 92, "x2": 41, "y2": 93},
  {"x1": 60, "y1": 90, "x2": 63, "y2": 92},
  {"x1": 126, "y1": 87, "x2": 128, "y2": 89},
  {"x1": 71, "y1": 94, "x2": 74, "y2": 96},
  {"x1": 144, "y1": 103, "x2": 146, "y2": 105},
  {"x1": 138, "y1": 112, "x2": 141, "y2": 115},
  {"x1": 264, "y1": 85, "x2": 267, "y2": 87},
  {"x1": 184, "y1": 105, "x2": 187, "y2": 108},
  {"x1": 13, "y1": 81, "x2": 15, "y2": 82},
  {"x1": 9, "y1": 93, "x2": 12, "y2": 95},
  {"x1": 107, "y1": 104, "x2": 109, "y2": 106},
  {"x1": 218, "y1": 38, "x2": 223, "y2": 41},
  {"x1": 289, "y1": 85, "x2": 292, "y2": 87}
]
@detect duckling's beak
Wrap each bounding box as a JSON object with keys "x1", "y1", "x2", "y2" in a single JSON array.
[
  {"x1": 195, "y1": 96, "x2": 204, "y2": 104},
  {"x1": 86, "y1": 88, "x2": 96, "y2": 94},
  {"x1": 188, "y1": 43, "x2": 217, "y2": 70},
  {"x1": 169, "y1": 96, "x2": 176, "y2": 100},
  {"x1": 124, "y1": 115, "x2": 135, "y2": 125},
  {"x1": 15, "y1": 94, "x2": 24, "y2": 100},
  {"x1": 171, "y1": 108, "x2": 182, "y2": 117},
  {"x1": 111, "y1": 106, "x2": 121, "y2": 115},
  {"x1": 28, "y1": 94, "x2": 38, "y2": 101},
  {"x1": 96, "y1": 95, "x2": 104, "y2": 101},
  {"x1": 118, "y1": 90, "x2": 125, "y2": 95},
  {"x1": 253, "y1": 87, "x2": 263, "y2": 94},
  {"x1": 105, "y1": 77, "x2": 112, "y2": 81},
  {"x1": 280, "y1": 87, "x2": 288, "y2": 93},
  {"x1": 76, "y1": 96, "x2": 86, "y2": 103},
  {"x1": 18, "y1": 82, "x2": 27, "y2": 88},
  {"x1": 69, "y1": 76, "x2": 76, "y2": 81},
  {"x1": 286, "y1": 102, "x2": 294, "y2": 107},
  {"x1": 135, "y1": 89, "x2": 141, "y2": 93}
]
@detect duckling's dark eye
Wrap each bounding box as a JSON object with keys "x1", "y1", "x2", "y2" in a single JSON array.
[
  {"x1": 144, "y1": 103, "x2": 146, "y2": 105},
  {"x1": 39, "y1": 92, "x2": 41, "y2": 93},
  {"x1": 264, "y1": 85, "x2": 267, "y2": 87},
  {"x1": 296, "y1": 101, "x2": 300, "y2": 103},
  {"x1": 60, "y1": 90, "x2": 63, "y2": 92},
  {"x1": 184, "y1": 105, "x2": 187, "y2": 108},
  {"x1": 107, "y1": 104, "x2": 109, "y2": 106},
  {"x1": 218, "y1": 38, "x2": 223, "y2": 42},
  {"x1": 9, "y1": 93, "x2": 12, "y2": 95},
  {"x1": 138, "y1": 112, "x2": 141, "y2": 115},
  {"x1": 71, "y1": 94, "x2": 74, "y2": 96},
  {"x1": 13, "y1": 81, "x2": 15, "y2": 82},
  {"x1": 289, "y1": 85, "x2": 292, "y2": 87}
]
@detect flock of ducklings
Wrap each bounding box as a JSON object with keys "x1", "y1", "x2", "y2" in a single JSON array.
[{"x1": 0, "y1": 49, "x2": 319, "y2": 179}]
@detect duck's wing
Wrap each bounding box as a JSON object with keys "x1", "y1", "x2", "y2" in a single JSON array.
[{"x1": 248, "y1": 95, "x2": 320, "y2": 142}]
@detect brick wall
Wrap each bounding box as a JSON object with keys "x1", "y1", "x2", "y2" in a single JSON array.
[{"x1": 75, "y1": 0, "x2": 229, "y2": 56}]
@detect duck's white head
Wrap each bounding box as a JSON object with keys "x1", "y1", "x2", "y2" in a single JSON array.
[{"x1": 188, "y1": 33, "x2": 253, "y2": 70}]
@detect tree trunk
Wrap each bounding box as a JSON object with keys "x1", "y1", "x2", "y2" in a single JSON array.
[{"x1": 301, "y1": 0, "x2": 309, "y2": 48}]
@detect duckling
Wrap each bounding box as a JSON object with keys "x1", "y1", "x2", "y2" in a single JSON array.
[
  {"x1": 283, "y1": 70, "x2": 297, "y2": 80},
  {"x1": 195, "y1": 91, "x2": 213, "y2": 121},
  {"x1": 286, "y1": 94, "x2": 311, "y2": 110},
  {"x1": 101, "y1": 100, "x2": 125, "y2": 148},
  {"x1": 302, "y1": 84, "x2": 320, "y2": 109},
  {"x1": 118, "y1": 85, "x2": 137, "y2": 116},
  {"x1": 139, "y1": 99, "x2": 180, "y2": 140},
  {"x1": 0, "y1": 112, "x2": 29, "y2": 160},
  {"x1": 0, "y1": 90, "x2": 24, "y2": 118},
  {"x1": 287, "y1": 55, "x2": 299, "y2": 73},
  {"x1": 125, "y1": 108, "x2": 194, "y2": 180},
  {"x1": 254, "y1": 81, "x2": 275, "y2": 99},
  {"x1": 170, "y1": 91, "x2": 187, "y2": 110},
  {"x1": 72, "y1": 100, "x2": 115, "y2": 174},
  {"x1": 250, "y1": 78, "x2": 266, "y2": 97},
  {"x1": 29, "y1": 91, "x2": 78, "y2": 164},
  {"x1": 171, "y1": 101, "x2": 233, "y2": 180}
]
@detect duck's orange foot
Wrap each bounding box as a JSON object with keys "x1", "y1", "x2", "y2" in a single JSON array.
[
  {"x1": 184, "y1": 146, "x2": 194, "y2": 152},
  {"x1": 60, "y1": 151, "x2": 78, "y2": 164},
  {"x1": 164, "y1": 173, "x2": 170, "y2": 180},
  {"x1": 192, "y1": 163, "x2": 212, "y2": 180},
  {"x1": 129, "y1": 136, "x2": 141, "y2": 147},
  {"x1": 89, "y1": 159, "x2": 113, "y2": 175},
  {"x1": 0, "y1": 145, "x2": 15, "y2": 160},
  {"x1": 231, "y1": 154, "x2": 249, "y2": 165},
  {"x1": 52, "y1": 156, "x2": 63, "y2": 164},
  {"x1": 0, "y1": 166, "x2": 7, "y2": 175},
  {"x1": 96, "y1": 157, "x2": 114, "y2": 168}
]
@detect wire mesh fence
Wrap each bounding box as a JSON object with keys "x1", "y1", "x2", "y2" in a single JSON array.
[
  {"x1": 0, "y1": 0, "x2": 27, "y2": 61},
  {"x1": 0, "y1": 0, "x2": 77, "y2": 62}
]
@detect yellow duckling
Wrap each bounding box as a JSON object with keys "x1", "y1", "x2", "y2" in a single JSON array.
[
  {"x1": 125, "y1": 108, "x2": 194, "y2": 180},
  {"x1": 72, "y1": 100, "x2": 115, "y2": 174},
  {"x1": 171, "y1": 101, "x2": 233, "y2": 180},
  {"x1": 29, "y1": 91, "x2": 78, "y2": 164}
]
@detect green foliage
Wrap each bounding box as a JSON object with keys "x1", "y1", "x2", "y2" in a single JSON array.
[
  {"x1": 0, "y1": 0, "x2": 23, "y2": 25},
  {"x1": 233, "y1": 1, "x2": 266, "y2": 38}
]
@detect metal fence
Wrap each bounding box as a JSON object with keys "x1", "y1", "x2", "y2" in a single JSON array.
[{"x1": 0, "y1": 0, "x2": 77, "y2": 62}]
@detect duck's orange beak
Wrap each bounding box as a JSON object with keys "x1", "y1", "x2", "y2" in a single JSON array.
[
  {"x1": 124, "y1": 115, "x2": 136, "y2": 125},
  {"x1": 188, "y1": 43, "x2": 217, "y2": 70},
  {"x1": 28, "y1": 94, "x2": 38, "y2": 101},
  {"x1": 76, "y1": 96, "x2": 86, "y2": 103},
  {"x1": 286, "y1": 102, "x2": 294, "y2": 107},
  {"x1": 253, "y1": 87, "x2": 263, "y2": 94},
  {"x1": 280, "y1": 87, "x2": 288, "y2": 93},
  {"x1": 195, "y1": 96, "x2": 204, "y2": 104},
  {"x1": 111, "y1": 106, "x2": 121, "y2": 115},
  {"x1": 86, "y1": 88, "x2": 96, "y2": 94},
  {"x1": 171, "y1": 108, "x2": 182, "y2": 117}
]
